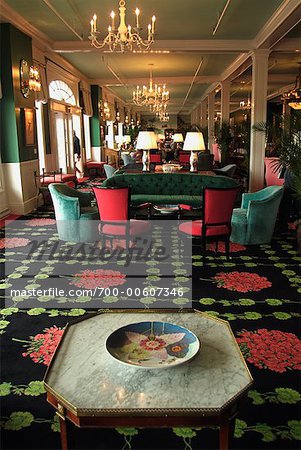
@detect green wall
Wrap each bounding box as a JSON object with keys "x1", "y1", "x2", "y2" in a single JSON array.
[
  {"x1": 90, "y1": 85, "x2": 102, "y2": 147},
  {"x1": 0, "y1": 23, "x2": 38, "y2": 163}
]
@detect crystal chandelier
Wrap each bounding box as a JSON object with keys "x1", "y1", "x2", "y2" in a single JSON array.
[
  {"x1": 133, "y1": 65, "x2": 169, "y2": 108},
  {"x1": 159, "y1": 112, "x2": 169, "y2": 122},
  {"x1": 239, "y1": 96, "x2": 251, "y2": 110},
  {"x1": 155, "y1": 103, "x2": 169, "y2": 122},
  {"x1": 89, "y1": 0, "x2": 156, "y2": 53},
  {"x1": 282, "y1": 63, "x2": 301, "y2": 110}
]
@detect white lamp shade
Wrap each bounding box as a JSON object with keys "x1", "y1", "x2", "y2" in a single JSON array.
[
  {"x1": 183, "y1": 132, "x2": 206, "y2": 151},
  {"x1": 136, "y1": 131, "x2": 157, "y2": 149},
  {"x1": 172, "y1": 133, "x2": 184, "y2": 143},
  {"x1": 124, "y1": 135, "x2": 131, "y2": 143}
]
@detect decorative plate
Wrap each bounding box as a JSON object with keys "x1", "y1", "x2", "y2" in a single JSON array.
[
  {"x1": 106, "y1": 321, "x2": 200, "y2": 368},
  {"x1": 153, "y1": 204, "x2": 179, "y2": 214}
]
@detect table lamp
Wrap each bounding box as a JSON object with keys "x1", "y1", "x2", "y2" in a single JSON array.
[
  {"x1": 172, "y1": 133, "x2": 184, "y2": 143},
  {"x1": 136, "y1": 131, "x2": 157, "y2": 171},
  {"x1": 183, "y1": 132, "x2": 206, "y2": 172}
]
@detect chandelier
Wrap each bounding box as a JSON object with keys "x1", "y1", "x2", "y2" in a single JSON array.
[
  {"x1": 154, "y1": 102, "x2": 169, "y2": 122},
  {"x1": 133, "y1": 65, "x2": 169, "y2": 109},
  {"x1": 282, "y1": 63, "x2": 301, "y2": 110},
  {"x1": 239, "y1": 96, "x2": 251, "y2": 110},
  {"x1": 159, "y1": 112, "x2": 169, "y2": 122},
  {"x1": 89, "y1": 0, "x2": 156, "y2": 53}
]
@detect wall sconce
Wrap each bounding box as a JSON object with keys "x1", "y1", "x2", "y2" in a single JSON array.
[
  {"x1": 29, "y1": 65, "x2": 41, "y2": 92},
  {"x1": 20, "y1": 59, "x2": 41, "y2": 98}
]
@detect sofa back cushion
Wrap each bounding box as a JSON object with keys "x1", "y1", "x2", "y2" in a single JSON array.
[{"x1": 102, "y1": 173, "x2": 238, "y2": 195}]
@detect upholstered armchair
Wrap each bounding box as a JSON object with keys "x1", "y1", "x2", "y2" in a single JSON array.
[
  {"x1": 49, "y1": 183, "x2": 99, "y2": 242},
  {"x1": 230, "y1": 186, "x2": 283, "y2": 245}
]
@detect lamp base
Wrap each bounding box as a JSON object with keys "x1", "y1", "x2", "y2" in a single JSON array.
[
  {"x1": 142, "y1": 149, "x2": 150, "y2": 172},
  {"x1": 190, "y1": 151, "x2": 198, "y2": 172}
]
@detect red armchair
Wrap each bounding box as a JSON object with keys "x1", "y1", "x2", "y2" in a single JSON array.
[
  {"x1": 179, "y1": 187, "x2": 239, "y2": 265},
  {"x1": 264, "y1": 158, "x2": 284, "y2": 186},
  {"x1": 93, "y1": 187, "x2": 151, "y2": 250}
]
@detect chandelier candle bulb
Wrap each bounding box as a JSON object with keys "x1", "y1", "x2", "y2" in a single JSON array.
[
  {"x1": 93, "y1": 14, "x2": 97, "y2": 32},
  {"x1": 110, "y1": 11, "x2": 115, "y2": 30},
  {"x1": 152, "y1": 16, "x2": 156, "y2": 33},
  {"x1": 135, "y1": 8, "x2": 140, "y2": 28},
  {"x1": 148, "y1": 24, "x2": 151, "y2": 40}
]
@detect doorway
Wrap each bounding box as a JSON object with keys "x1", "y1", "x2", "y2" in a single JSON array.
[{"x1": 53, "y1": 111, "x2": 74, "y2": 174}]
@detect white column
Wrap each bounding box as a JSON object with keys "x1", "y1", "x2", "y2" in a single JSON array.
[
  {"x1": 200, "y1": 99, "x2": 207, "y2": 130},
  {"x1": 249, "y1": 49, "x2": 270, "y2": 192},
  {"x1": 221, "y1": 81, "x2": 231, "y2": 123},
  {"x1": 208, "y1": 91, "x2": 215, "y2": 153}
]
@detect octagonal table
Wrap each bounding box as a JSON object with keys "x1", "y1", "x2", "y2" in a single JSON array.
[{"x1": 44, "y1": 310, "x2": 253, "y2": 450}]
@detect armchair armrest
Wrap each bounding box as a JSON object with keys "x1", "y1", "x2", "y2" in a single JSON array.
[
  {"x1": 53, "y1": 193, "x2": 81, "y2": 221},
  {"x1": 241, "y1": 192, "x2": 261, "y2": 209},
  {"x1": 76, "y1": 190, "x2": 92, "y2": 207}
]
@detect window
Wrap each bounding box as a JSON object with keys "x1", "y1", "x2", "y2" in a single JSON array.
[{"x1": 49, "y1": 80, "x2": 76, "y2": 105}]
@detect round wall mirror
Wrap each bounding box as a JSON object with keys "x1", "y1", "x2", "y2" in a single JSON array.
[{"x1": 20, "y1": 59, "x2": 30, "y2": 98}]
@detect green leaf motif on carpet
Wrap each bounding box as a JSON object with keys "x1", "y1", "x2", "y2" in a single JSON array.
[
  {"x1": 4, "y1": 412, "x2": 34, "y2": 430},
  {"x1": 0, "y1": 382, "x2": 12, "y2": 396}
]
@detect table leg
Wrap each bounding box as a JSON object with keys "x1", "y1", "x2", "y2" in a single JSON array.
[
  {"x1": 219, "y1": 422, "x2": 229, "y2": 450},
  {"x1": 59, "y1": 416, "x2": 69, "y2": 450}
]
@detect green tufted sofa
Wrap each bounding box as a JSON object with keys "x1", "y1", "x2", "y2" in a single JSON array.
[{"x1": 102, "y1": 173, "x2": 239, "y2": 208}]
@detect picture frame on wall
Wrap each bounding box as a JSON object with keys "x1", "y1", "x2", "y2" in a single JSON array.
[{"x1": 23, "y1": 108, "x2": 35, "y2": 146}]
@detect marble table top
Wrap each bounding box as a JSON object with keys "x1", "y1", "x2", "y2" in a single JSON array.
[{"x1": 45, "y1": 311, "x2": 252, "y2": 415}]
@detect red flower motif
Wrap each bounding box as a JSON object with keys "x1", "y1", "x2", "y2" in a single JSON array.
[
  {"x1": 22, "y1": 326, "x2": 64, "y2": 366},
  {"x1": 237, "y1": 329, "x2": 301, "y2": 372},
  {"x1": 140, "y1": 337, "x2": 166, "y2": 351},
  {"x1": 0, "y1": 237, "x2": 31, "y2": 249},
  {"x1": 213, "y1": 271, "x2": 272, "y2": 292},
  {"x1": 208, "y1": 242, "x2": 246, "y2": 253},
  {"x1": 25, "y1": 218, "x2": 56, "y2": 226},
  {"x1": 70, "y1": 269, "x2": 126, "y2": 289}
]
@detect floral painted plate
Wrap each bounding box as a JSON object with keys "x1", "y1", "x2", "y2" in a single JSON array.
[{"x1": 106, "y1": 321, "x2": 200, "y2": 368}]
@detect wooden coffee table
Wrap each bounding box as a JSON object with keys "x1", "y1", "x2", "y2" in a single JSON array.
[{"x1": 44, "y1": 310, "x2": 252, "y2": 450}]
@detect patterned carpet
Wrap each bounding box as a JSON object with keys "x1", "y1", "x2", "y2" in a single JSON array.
[{"x1": 0, "y1": 210, "x2": 300, "y2": 450}]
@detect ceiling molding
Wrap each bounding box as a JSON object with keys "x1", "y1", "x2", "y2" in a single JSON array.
[
  {"x1": 252, "y1": 0, "x2": 301, "y2": 49},
  {"x1": 267, "y1": 82, "x2": 295, "y2": 100},
  {"x1": 87, "y1": 75, "x2": 219, "y2": 86},
  {"x1": 200, "y1": 52, "x2": 252, "y2": 101},
  {"x1": 0, "y1": 0, "x2": 53, "y2": 50},
  {"x1": 52, "y1": 39, "x2": 252, "y2": 54},
  {"x1": 273, "y1": 37, "x2": 301, "y2": 52}
]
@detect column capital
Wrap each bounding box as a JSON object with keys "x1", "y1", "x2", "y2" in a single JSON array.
[
  {"x1": 220, "y1": 80, "x2": 231, "y2": 87},
  {"x1": 251, "y1": 49, "x2": 271, "y2": 61}
]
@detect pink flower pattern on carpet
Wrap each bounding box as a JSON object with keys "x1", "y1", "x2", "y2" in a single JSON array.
[
  {"x1": 0, "y1": 237, "x2": 31, "y2": 249},
  {"x1": 237, "y1": 329, "x2": 301, "y2": 373},
  {"x1": 213, "y1": 271, "x2": 272, "y2": 292},
  {"x1": 25, "y1": 218, "x2": 56, "y2": 226},
  {"x1": 208, "y1": 242, "x2": 246, "y2": 253},
  {"x1": 22, "y1": 326, "x2": 64, "y2": 366},
  {"x1": 70, "y1": 269, "x2": 126, "y2": 289}
]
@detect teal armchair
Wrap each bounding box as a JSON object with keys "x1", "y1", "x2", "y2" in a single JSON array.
[
  {"x1": 230, "y1": 186, "x2": 283, "y2": 245},
  {"x1": 49, "y1": 183, "x2": 99, "y2": 242}
]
